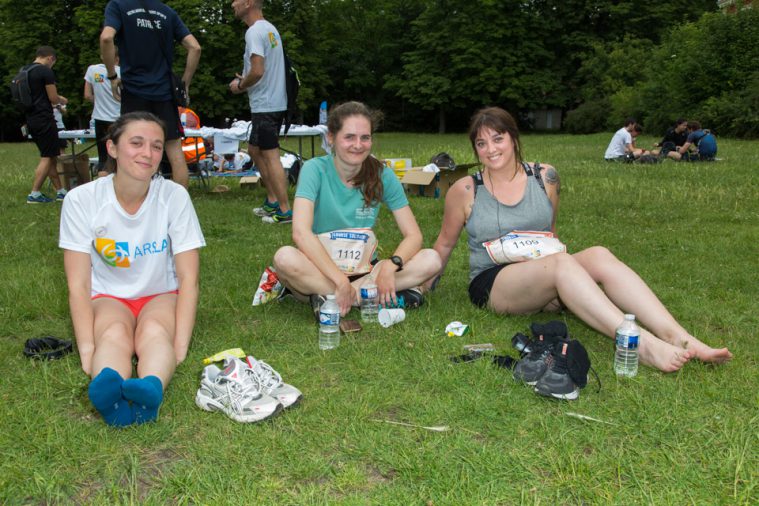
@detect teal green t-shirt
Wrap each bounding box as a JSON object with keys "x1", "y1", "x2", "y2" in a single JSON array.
[{"x1": 295, "y1": 155, "x2": 409, "y2": 234}]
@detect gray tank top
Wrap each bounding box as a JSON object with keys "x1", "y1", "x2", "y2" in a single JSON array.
[{"x1": 466, "y1": 163, "x2": 554, "y2": 282}]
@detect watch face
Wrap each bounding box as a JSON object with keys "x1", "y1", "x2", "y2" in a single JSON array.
[{"x1": 391, "y1": 256, "x2": 403, "y2": 269}]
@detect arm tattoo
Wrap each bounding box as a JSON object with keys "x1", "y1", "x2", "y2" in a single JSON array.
[
  {"x1": 545, "y1": 168, "x2": 560, "y2": 195},
  {"x1": 465, "y1": 184, "x2": 471, "y2": 190}
]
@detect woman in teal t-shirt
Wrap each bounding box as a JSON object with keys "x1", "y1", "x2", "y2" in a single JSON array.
[{"x1": 273, "y1": 101, "x2": 440, "y2": 316}]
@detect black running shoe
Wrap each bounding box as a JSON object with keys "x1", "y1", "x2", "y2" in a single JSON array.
[
  {"x1": 513, "y1": 333, "x2": 558, "y2": 385},
  {"x1": 395, "y1": 287, "x2": 424, "y2": 309},
  {"x1": 309, "y1": 294, "x2": 326, "y2": 323},
  {"x1": 534, "y1": 338, "x2": 579, "y2": 400}
]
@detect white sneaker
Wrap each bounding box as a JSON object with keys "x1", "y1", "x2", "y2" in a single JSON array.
[
  {"x1": 195, "y1": 358, "x2": 282, "y2": 423},
  {"x1": 241, "y1": 356, "x2": 303, "y2": 408}
]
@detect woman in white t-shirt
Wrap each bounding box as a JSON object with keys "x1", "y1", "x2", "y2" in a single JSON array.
[
  {"x1": 60, "y1": 112, "x2": 205, "y2": 427},
  {"x1": 272, "y1": 101, "x2": 441, "y2": 317}
]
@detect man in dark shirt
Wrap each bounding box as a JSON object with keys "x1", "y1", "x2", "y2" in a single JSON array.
[
  {"x1": 24, "y1": 46, "x2": 68, "y2": 204},
  {"x1": 652, "y1": 118, "x2": 688, "y2": 157},
  {"x1": 100, "y1": 0, "x2": 201, "y2": 188}
]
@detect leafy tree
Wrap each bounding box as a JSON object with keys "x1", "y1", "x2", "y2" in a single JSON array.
[
  {"x1": 638, "y1": 9, "x2": 759, "y2": 136},
  {"x1": 388, "y1": 0, "x2": 553, "y2": 132}
]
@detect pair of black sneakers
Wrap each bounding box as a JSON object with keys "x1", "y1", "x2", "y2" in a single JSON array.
[{"x1": 512, "y1": 321, "x2": 588, "y2": 401}]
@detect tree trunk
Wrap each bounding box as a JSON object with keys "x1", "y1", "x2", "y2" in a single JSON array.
[{"x1": 438, "y1": 107, "x2": 446, "y2": 134}]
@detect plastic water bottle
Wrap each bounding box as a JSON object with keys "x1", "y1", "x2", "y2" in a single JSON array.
[
  {"x1": 614, "y1": 314, "x2": 640, "y2": 377},
  {"x1": 180, "y1": 112, "x2": 187, "y2": 128},
  {"x1": 318, "y1": 294, "x2": 340, "y2": 350},
  {"x1": 360, "y1": 277, "x2": 379, "y2": 323},
  {"x1": 319, "y1": 101, "x2": 328, "y2": 125},
  {"x1": 88, "y1": 118, "x2": 95, "y2": 131}
]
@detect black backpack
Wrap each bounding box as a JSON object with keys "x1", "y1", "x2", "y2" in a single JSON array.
[
  {"x1": 282, "y1": 44, "x2": 300, "y2": 135},
  {"x1": 9, "y1": 63, "x2": 40, "y2": 108}
]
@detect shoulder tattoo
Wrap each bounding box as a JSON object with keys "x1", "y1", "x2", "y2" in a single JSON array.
[{"x1": 545, "y1": 167, "x2": 560, "y2": 195}]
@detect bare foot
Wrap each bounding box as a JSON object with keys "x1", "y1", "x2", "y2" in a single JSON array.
[
  {"x1": 680, "y1": 337, "x2": 733, "y2": 364},
  {"x1": 638, "y1": 334, "x2": 694, "y2": 372}
]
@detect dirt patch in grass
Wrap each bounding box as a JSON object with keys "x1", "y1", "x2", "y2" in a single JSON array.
[
  {"x1": 367, "y1": 464, "x2": 397, "y2": 484},
  {"x1": 71, "y1": 448, "x2": 181, "y2": 504}
]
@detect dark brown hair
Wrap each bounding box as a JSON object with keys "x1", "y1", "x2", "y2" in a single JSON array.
[
  {"x1": 468, "y1": 107, "x2": 523, "y2": 166},
  {"x1": 35, "y1": 46, "x2": 56, "y2": 58},
  {"x1": 687, "y1": 120, "x2": 702, "y2": 131},
  {"x1": 328, "y1": 101, "x2": 384, "y2": 207}
]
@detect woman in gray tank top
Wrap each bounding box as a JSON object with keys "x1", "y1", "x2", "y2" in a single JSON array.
[{"x1": 426, "y1": 107, "x2": 731, "y2": 373}]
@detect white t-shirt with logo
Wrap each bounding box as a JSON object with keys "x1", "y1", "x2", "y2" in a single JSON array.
[
  {"x1": 244, "y1": 19, "x2": 287, "y2": 113},
  {"x1": 59, "y1": 175, "x2": 206, "y2": 299},
  {"x1": 84, "y1": 63, "x2": 121, "y2": 122}
]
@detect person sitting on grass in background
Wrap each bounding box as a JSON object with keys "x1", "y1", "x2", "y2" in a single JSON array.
[
  {"x1": 630, "y1": 124, "x2": 652, "y2": 158},
  {"x1": 427, "y1": 106, "x2": 732, "y2": 374},
  {"x1": 604, "y1": 118, "x2": 645, "y2": 161},
  {"x1": 651, "y1": 118, "x2": 688, "y2": 158},
  {"x1": 666, "y1": 121, "x2": 718, "y2": 162},
  {"x1": 272, "y1": 101, "x2": 441, "y2": 318},
  {"x1": 59, "y1": 112, "x2": 205, "y2": 427}
]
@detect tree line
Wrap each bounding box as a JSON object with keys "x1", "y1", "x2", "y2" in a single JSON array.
[{"x1": 1, "y1": 0, "x2": 756, "y2": 140}]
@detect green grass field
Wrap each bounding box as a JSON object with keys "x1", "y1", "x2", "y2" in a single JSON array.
[{"x1": 0, "y1": 132, "x2": 756, "y2": 504}]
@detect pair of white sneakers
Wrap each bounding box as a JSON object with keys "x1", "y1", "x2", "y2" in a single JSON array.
[{"x1": 195, "y1": 356, "x2": 302, "y2": 423}]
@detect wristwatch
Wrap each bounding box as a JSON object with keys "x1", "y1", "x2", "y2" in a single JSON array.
[
  {"x1": 390, "y1": 255, "x2": 404, "y2": 271},
  {"x1": 107, "y1": 73, "x2": 118, "y2": 80}
]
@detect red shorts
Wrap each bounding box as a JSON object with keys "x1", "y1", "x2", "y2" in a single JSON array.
[{"x1": 92, "y1": 291, "x2": 178, "y2": 318}]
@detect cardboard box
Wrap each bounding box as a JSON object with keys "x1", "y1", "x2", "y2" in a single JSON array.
[
  {"x1": 57, "y1": 153, "x2": 91, "y2": 190},
  {"x1": 240, "y1": 175, "x2": 260, "y2": 188},
  {"x1": 401, "y1": 166, "x2": 473, "y2": 199}
]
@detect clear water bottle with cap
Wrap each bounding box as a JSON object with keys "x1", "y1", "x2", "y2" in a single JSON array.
[
  {"x1": 360, "y1": 277, "x2": 378, "y2": 323},
  {"x1": 89, "y1": 118, "x2": 95, "y2": 131},
  {"x1": 614, "y1": 314, "x2": 640, "y2": 377},
  {"x1": 318, "y1": 294, "x2": 340, "y2": 350}
]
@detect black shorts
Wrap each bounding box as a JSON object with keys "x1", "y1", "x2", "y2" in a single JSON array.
[
  {"x1": 28, "y1": 120, "x2": 60, "y2": 158},
  {"x1": 659, "y1": 141, "x2": 676, "y2": 156},
  {"x1": 468, "y1": 264, "x2": 508, "y2": 308},
  {"x1": 248, "y1": 112, "x2": 284, "y2": 150},
  {"x1": 120, "y1": 89, "x2": 181, "y2": 140}
]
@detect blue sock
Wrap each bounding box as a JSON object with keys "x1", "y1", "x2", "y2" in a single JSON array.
[
  {"x1": 122, "y1": 376, "x2": 163, "y2": 425},
  {"x1": 88, "y1": 368, "x2": 135, "y2": 427}
]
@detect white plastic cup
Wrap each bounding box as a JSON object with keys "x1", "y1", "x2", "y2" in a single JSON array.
[{"x1": 378, "y1": 308, "x2": 405, "y2": 328}]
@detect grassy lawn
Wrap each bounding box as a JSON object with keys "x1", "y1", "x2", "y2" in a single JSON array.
[{"x1": 0, "y1": 132, "x2": 756, "y2": 504}]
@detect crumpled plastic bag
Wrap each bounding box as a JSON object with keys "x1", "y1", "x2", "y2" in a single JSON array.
[{"x1": 252, "y1": 266, "x2": 284, "y2": 306}]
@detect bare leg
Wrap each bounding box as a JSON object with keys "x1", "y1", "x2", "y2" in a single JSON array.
[
  {"x1": 31, "y1": 156, "x2": 61, "y2": 192},
  {"x1": 273, "y1": 246, "x2": 340, "y2": 297},
  {"x1": 487, "y1": 253, "x2": 693, "y2": 372},
  {"x1": 91, "y1": 297, "x2": 137, "y2": 379},
  {"x1": 274, "y1": 247, "x2": 441, "y2": 306},
  {"x1": 133, "y1": 294, "x2": 177, "y2": 387},
  {"x1": 119, "y1": 294, "x2": 178, "y2": 424},
  {"x1": 45, "y1": 156, "x2": 63, "y2": 191},
  {"x1": 573, "y1": 247, "x2": 731, "y2": 363},
  {"x1": 250, "y1": 145, "x2": 290, "y2": 212},
  {"x1": 89, "y1": 298, "x2": 137, "y2": 426},
  {"x1": 165, "y1": 139, "x2": 189, "y2": 188}
]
